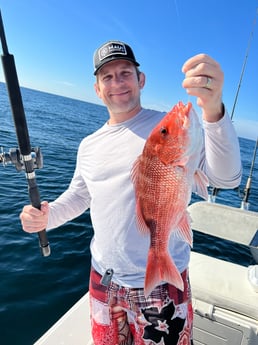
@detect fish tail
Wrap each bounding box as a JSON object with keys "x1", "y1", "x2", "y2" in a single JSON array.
[{"x1": 144, "y1": 248, "x2": 184, "y2": 298}]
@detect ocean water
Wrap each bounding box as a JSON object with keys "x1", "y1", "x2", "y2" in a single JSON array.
[{"x1": 0, "y1": 82, "x2": 257, "y2": 345}]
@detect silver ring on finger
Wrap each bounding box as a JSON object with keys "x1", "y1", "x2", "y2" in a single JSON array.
[{"x1": 205, "y1": 76, "x2": 212, "y2": 89}]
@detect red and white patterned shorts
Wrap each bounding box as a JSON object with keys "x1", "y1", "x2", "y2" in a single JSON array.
[{"x1": 89, "y1": 267, "x2": 193, "y2": 345}]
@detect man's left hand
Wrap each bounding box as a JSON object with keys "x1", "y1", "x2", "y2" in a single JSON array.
[{"x1": 182, "y1": 53, "x2": 224, "y2": 122}]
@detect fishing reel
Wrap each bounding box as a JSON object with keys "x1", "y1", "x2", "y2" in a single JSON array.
[{"x1": 0, "y1": 146, "x2": 43, "y2": 171}]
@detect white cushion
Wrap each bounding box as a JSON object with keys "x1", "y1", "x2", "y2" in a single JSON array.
[{"x1": 189, "y1": 252, "x2": 258, "y2": 320}]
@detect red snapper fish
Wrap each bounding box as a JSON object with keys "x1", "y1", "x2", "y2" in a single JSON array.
[{"x1": 131, "y1": 101, "x2": 208, "y2": 297}]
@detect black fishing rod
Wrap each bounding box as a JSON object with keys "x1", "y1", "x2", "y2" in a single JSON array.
[
  {"x1": 0, "y1": 10, "x2": 50, "y2": 256},
  {"x1": 241, "y1": 137, "x2": 258, "y2": 210}
]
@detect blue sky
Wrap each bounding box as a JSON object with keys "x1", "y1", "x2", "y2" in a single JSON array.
[{"x1": 0, "y1": 0, "x2": 257, "y2": 140}]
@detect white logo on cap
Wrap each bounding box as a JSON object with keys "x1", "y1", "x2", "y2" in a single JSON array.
[{"x1": 99, "y1": 43, "x2": 127, "y2": 61}]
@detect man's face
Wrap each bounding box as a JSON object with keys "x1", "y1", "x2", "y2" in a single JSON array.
[{"x1": 94, "y1": 60, "x2": 145, "y2": 121}]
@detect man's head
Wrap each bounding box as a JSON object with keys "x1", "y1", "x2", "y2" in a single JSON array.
[
  {"x1": 93, "y1": 40, "x2": 145, "y2": 122},
  {"x1": 93, "y1": 40, "x2": 140, "y2": 76}
]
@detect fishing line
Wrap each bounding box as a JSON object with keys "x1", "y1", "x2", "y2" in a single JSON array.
[
  {"x1": 231, "y1": 8, "x2": 258, "y2": 120},
  {"x1": 211, "y1": 8, "x2": 258, "y2": 204}
]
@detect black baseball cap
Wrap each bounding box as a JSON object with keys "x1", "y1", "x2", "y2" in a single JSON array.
[{"x1": 93, "y1": 40, "x2": 140, "y2": 75}]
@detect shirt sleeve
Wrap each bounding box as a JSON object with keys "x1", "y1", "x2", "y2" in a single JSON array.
[
  {"x1": 46, "y1": 156, "x2": 91, "y2": 231},
  {"x1": 198, "y1": 109, "x2": 242, "y2": 189}
]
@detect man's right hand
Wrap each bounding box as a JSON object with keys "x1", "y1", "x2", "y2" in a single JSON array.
[{"x1": 20, "y1": 201, "x2": 49, "y2": 233}]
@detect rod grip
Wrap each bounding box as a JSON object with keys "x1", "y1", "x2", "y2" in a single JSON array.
[{"x1": 28, "y1": 182, "x2": 50, "y2": 257}]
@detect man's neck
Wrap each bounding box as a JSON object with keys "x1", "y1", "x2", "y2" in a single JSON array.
[{"x1": 108, "y1": 104, "x2": 142, "y2": 125}]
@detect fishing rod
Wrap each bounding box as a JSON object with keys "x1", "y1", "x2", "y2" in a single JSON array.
[
  {"x1": 0, "y1": 10, "x2": 50, "y2": 256},
  {"x1": 241, "y1": 137, "x2": 258, "y2": 210}
]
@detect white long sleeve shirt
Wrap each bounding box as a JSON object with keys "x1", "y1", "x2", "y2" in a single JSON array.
[{"x1": 47, "y1": 108, "x2": 242, "y2": 287}]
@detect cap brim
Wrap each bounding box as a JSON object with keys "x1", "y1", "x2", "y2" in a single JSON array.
[{"x1": 94, "y1": 57, "x2": 140, "y2": 75}]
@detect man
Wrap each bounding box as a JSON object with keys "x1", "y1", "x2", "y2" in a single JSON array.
[{"x1": 20, "y1": 40, "x2": 242, "y2": 344}]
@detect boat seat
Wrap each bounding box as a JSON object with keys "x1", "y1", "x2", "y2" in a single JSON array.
[
  {"x1": 188, "y1": 201, "x2": 258, "y2": 248},
  {"x1": 189, "y1": 251, "x2": 258, "y2": 321}
]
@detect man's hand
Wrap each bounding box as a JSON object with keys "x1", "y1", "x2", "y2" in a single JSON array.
[{"x1": 182, "y1": 53, "x2": 224, "y2": 122}]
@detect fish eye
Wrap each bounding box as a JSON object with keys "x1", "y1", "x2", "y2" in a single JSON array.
[{"x1": 160, "y1": 127, "x2": 168, "y2": 135}]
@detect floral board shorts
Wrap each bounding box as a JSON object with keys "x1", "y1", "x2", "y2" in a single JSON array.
[{"x1": 89, "y1": 267, "x2": 194, "y2": 345}]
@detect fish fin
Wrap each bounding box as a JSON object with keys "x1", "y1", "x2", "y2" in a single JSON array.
[
  {"x1": 177, "y1": 211, "x2": 193, "y2": 247},
  {"x1": 131, "y1": 155, "x2": 140, "y2": 185},
  {"x1": 193, "y1": 169, "x2": 209, "y2": 200},
  {"x1": 135, "y1": 199, "x2": 150, "y2": 234},
  {"x1": 131, "y1": 157, "x2": 150, "y2": 234},
  {"x1": 144, "y1": 248, "x2": 184, "y2": 298}
]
